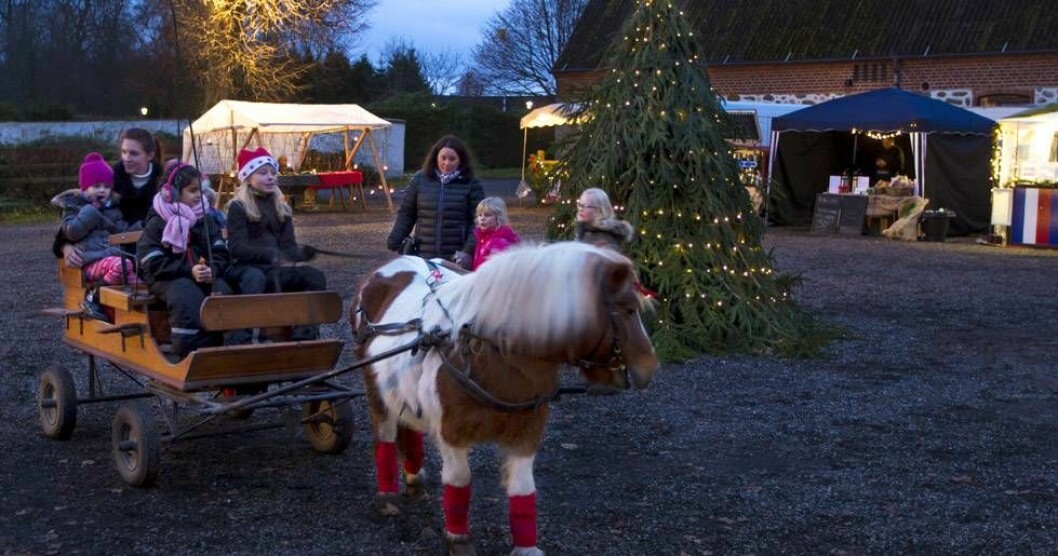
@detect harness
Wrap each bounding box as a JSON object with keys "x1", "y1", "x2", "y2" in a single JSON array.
[{"x1": 355, "y1": 261, "x2": 629, "y2": 412}]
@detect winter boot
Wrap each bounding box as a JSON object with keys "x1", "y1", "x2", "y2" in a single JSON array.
[{"x1": 81, "y1": 287, "x2": 109, "y2": 322}]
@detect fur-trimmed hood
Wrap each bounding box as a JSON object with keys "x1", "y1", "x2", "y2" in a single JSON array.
[{"x1": 575, "y1": 217, "x2": 634, "y2": 250}]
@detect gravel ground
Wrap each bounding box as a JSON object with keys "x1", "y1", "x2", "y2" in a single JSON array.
[{"x1": 2, "y1": 203, "x2": 1058, "y2": 555}]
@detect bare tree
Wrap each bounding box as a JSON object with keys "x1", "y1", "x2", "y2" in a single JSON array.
[
  {"x1": 471, "y1": 0, "x2": 587, "y2": 95},
  {"x1": 419, "y1": 48, "x2": 464, "y2": 96},
  {"x1": 171, "y1": 0, "x2": 377, "y2": 106},
  {"x1": 455, "y1": 69, "x2": 487, "y2": 97}
]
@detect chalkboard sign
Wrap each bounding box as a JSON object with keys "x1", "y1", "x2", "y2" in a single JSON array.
[
  {"x1": 838, "y1": 195, "x2": 868, "y2": 235},
  {"x1": 812, "y1": 193, "x2": 868, "y2": 235},
  {"x1": 811, "y1": 193, "x2": 841, "y2": 233}
]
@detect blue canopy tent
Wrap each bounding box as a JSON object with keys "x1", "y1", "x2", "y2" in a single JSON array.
[{"x1": 768, "y1": 88, "x2": 996, "y2": 234}]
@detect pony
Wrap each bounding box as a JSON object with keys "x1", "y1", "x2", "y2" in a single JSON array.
[{"x1": 352, "y1": 242, "x2": 659, "y2": 555}]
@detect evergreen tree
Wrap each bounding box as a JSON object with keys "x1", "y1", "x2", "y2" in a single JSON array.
[{"x1": 547, "y1": 0, "x2": 827, "y2": 360}]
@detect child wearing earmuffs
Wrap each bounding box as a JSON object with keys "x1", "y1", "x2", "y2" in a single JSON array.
[{"x1": 136, "y1": 161, "x2": 233, "y2": 358}]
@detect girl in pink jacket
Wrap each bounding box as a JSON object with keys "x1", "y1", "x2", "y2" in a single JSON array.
[{"x1": 471, "y1": 196, "x2": 520, "y2": 270}]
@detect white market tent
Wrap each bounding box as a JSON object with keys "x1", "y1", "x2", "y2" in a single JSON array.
[
  {"x1": 181, "y1": 100, "x2": 394, "y2": 207},
  {"x1": 996, "y1": 104, "x2": 1058, "y2": 185}
]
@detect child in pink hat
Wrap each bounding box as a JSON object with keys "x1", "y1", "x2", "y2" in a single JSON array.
[{"x1": 52, "y1": 152, "x2": 142, "y2": 320}]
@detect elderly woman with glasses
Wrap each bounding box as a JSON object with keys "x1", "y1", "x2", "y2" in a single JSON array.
[{"x1": 574, "y1": 187, "x2": 633, "y2": 251}]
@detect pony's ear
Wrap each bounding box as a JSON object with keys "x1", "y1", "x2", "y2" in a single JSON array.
[{"x1": 604, "y1": 259, "x2": 634, "y2": 292}]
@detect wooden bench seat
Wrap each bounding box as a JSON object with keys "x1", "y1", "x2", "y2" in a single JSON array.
[
  {"x1": 199, "y1": 291, "x2": 343, "y2": 331},
  {"x1": 99, "y1": 285, "x2": 156, "y2": 311}
]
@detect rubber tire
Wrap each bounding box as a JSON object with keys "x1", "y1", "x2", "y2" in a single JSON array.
[
  {"x1": 38, "y1": 367, "x2": 77, "y2": 440},
  {"x1": 112, "y1": 403, "x2": 161, "y2": 487},
  {"x1": 302, "y1": 399, "x2": 354, "y2": 455}
]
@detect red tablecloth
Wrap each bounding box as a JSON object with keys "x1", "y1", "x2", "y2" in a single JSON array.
[{"x1": 313, "y1": 171, "x2": 363, "y2": 189}]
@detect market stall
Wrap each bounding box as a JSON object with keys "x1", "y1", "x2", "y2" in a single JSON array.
[
  {"x1": 770, "y1": 88, "x2": 996, "y2": 235},
  {"x1": 517, "y1": 103, "x2": 584, "y2": 200},
  {"x1": 181, "y1": 100, "x2": 394, "y2": 210}
]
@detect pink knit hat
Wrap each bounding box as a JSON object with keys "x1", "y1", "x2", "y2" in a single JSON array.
[
  {"x1": 236, "y1": 146, "x2": 278, "y2": 183},
  {"x1": 78, "y1": 152, "x2": 114, "y2": 190}
]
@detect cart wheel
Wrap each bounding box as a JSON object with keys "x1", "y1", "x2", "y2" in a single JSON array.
[
  {"x1": 38, "y1": 367, "x2": 77, "y2": 440},
  {"x1": 302, "y1": 399, "x2": 354, "y2": 454},
  {"x1": 112, "y1": 403, "x2": 161, "y2": 487}
]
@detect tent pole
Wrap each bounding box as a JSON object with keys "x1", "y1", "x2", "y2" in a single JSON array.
[
  {"x1": 852, "y1": 132, "x2": 858, "y2": 170},
  {"x1": 365, "y1": 131, "x2": 393, "y2": 211},
  {"x1": 766, "y1": 130, "x2": 780, "y2": 229},
  {"x1": 519, "y1": 126, "x2": 529, "y2": 207}
]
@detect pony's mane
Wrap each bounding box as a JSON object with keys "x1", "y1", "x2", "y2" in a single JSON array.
[{"x1": 425, "y1": 242, "x2": 634, "y2": 357}]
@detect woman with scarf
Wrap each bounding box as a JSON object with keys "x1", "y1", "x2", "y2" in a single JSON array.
[
  {"x1": 136, "y1": 162, "x2": 231, "y2": 359},
  {"x1": 386, "y1": 135, "x2": 485, "y2": 267}
]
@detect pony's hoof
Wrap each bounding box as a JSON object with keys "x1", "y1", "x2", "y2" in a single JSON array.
[
  {"x1": 405, "y1": 474, "x2": 429, "y2": 501},
  {"x1": 445, "y1": 534, "x2": 476, "y2": 556},
  {"x1": 510, "y1": 548, "x2": 545, "y2": 556},
  {"x1": 373, "y1": 494, "x2": 401, "y2": 516}
]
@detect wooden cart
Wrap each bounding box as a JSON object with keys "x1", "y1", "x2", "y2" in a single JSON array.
[{"x1": 38, "y1": 232, "x2": 364, "y2": 487}]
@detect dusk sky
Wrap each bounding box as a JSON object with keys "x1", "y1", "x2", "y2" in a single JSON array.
[{"x1": 355, "y1": 0, "x2": 512, "y2": 63}]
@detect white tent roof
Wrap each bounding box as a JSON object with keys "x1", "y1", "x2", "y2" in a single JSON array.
[
  {"x1": 182, "y1": 100, "x2": 392, "y2": 175},
  {"x1": 517, "y1": 100, "x2": 806, "y2": 147},
  {"x1": 520, "y1": 103, "x2": 584, "y2": 129},
  {"x1": 188, "y1": 100, "x2": 391, "y2": 134}
]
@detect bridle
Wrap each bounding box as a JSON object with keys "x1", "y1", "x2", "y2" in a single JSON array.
[{"x1": 571, "y1": 292, "x2": 627, "y2": 374}]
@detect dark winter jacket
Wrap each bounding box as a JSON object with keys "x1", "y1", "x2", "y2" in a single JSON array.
[
  {"x1": 226, "y1": 194, "x2": 313, "y2": 269},
  {"x1": 386, "y1": 171, "x2": 485, "y2": 259},
  {"x1": 575, "y1": 218, "x2": 635, "y2": 252},
  {"x1": 50, "y1": 161, "x2": 163, "y2": 259},
  {"x1": 52, "y1": 189, "x2": 140, "y2": 266},
  {"x1": 113, "y1": 161, "x2": 165, "y2": 225},
  {"x1": 136, "y1": 209, "x2": 229, "y2": 287}
]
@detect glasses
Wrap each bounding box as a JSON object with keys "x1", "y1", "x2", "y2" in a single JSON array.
[{"x1": 576, "y1": 201, "x2": 598, "y2": 210}]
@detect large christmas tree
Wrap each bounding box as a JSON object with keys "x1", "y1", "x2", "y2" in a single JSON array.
[{"x1": 548, "y1": 0, "x2": 828, "y2": 361}]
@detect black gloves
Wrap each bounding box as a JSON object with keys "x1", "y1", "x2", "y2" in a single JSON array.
[{"x1": 300, "y1": 245, "x2": 318, "y2": 261}]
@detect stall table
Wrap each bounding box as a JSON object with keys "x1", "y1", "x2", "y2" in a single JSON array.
[
  {"x1": 277, "y1": 170, "x2": 365, "y2": 211},
  {"x1": 813, "y1": 193, "x2": 921, "y2": 235}
]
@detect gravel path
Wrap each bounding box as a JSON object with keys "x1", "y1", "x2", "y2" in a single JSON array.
[{"x1": 2, "y1": 207, "x2": 1057, "y2": 554}]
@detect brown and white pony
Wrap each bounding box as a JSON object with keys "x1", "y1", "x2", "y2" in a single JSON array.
[{"x1": 353, "y1": 242, "x2": 658, "y2": 555}]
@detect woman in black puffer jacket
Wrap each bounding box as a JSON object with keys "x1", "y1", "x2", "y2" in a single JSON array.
[{"x1": 387, "y1": 135, "x2": 484, "y2": 267}]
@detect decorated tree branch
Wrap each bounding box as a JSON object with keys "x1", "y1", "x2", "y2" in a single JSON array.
[{"x1": 548, "y1": 0, "x2": 830, "y2": 360}]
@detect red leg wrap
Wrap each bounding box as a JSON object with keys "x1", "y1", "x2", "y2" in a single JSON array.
[
  {"x1": 509, "y1": 493, "x2": 537, "y2": 548},
  {"x1": 443, "y1": 484, "x2": 472, "y2": 536},
  {"x1": 374, "y1": 441, "x2": 399, "y2": 494},
  {"x1": 400, "y1": 428, "x2": 424, "y2": 475}
]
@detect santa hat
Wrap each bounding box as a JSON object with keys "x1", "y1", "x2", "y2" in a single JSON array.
[
  {"x1": 237, "y1": 147, "x2": 278, "y2": 183},
  {"x1": 78, "y1": 152, "x2": 114, "y2": 191}
]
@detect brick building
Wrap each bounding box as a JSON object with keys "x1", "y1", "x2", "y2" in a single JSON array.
[{"x1": 555, "y1": 0, "x2": 1058, "y2": 107}]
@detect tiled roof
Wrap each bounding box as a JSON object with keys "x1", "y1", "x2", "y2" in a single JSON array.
[{"x1": 556, "y1": 0, "x2": 1058, "y2": 72}]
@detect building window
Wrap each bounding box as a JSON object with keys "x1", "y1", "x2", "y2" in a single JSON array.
[{"x1": 851, "y1": 62, "x2": 889, "y2": 84}]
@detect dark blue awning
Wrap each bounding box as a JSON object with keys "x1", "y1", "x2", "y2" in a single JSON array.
[{"x1": 772, "y1": 88, "x2": 995, "y2": 134}]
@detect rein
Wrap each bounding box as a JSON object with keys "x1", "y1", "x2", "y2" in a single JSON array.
[{"x1": 437, "y1": 335, "x2": 557, "y2": 412}]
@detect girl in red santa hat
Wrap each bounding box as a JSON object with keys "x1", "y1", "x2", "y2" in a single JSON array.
[{"x1": 224, "y1": 146, "x2": 325, "y2": 342}]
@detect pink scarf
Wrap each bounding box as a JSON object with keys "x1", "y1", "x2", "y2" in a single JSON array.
[{"x1": 152, "y1": 187, "x2": 205, "y2": 254}]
